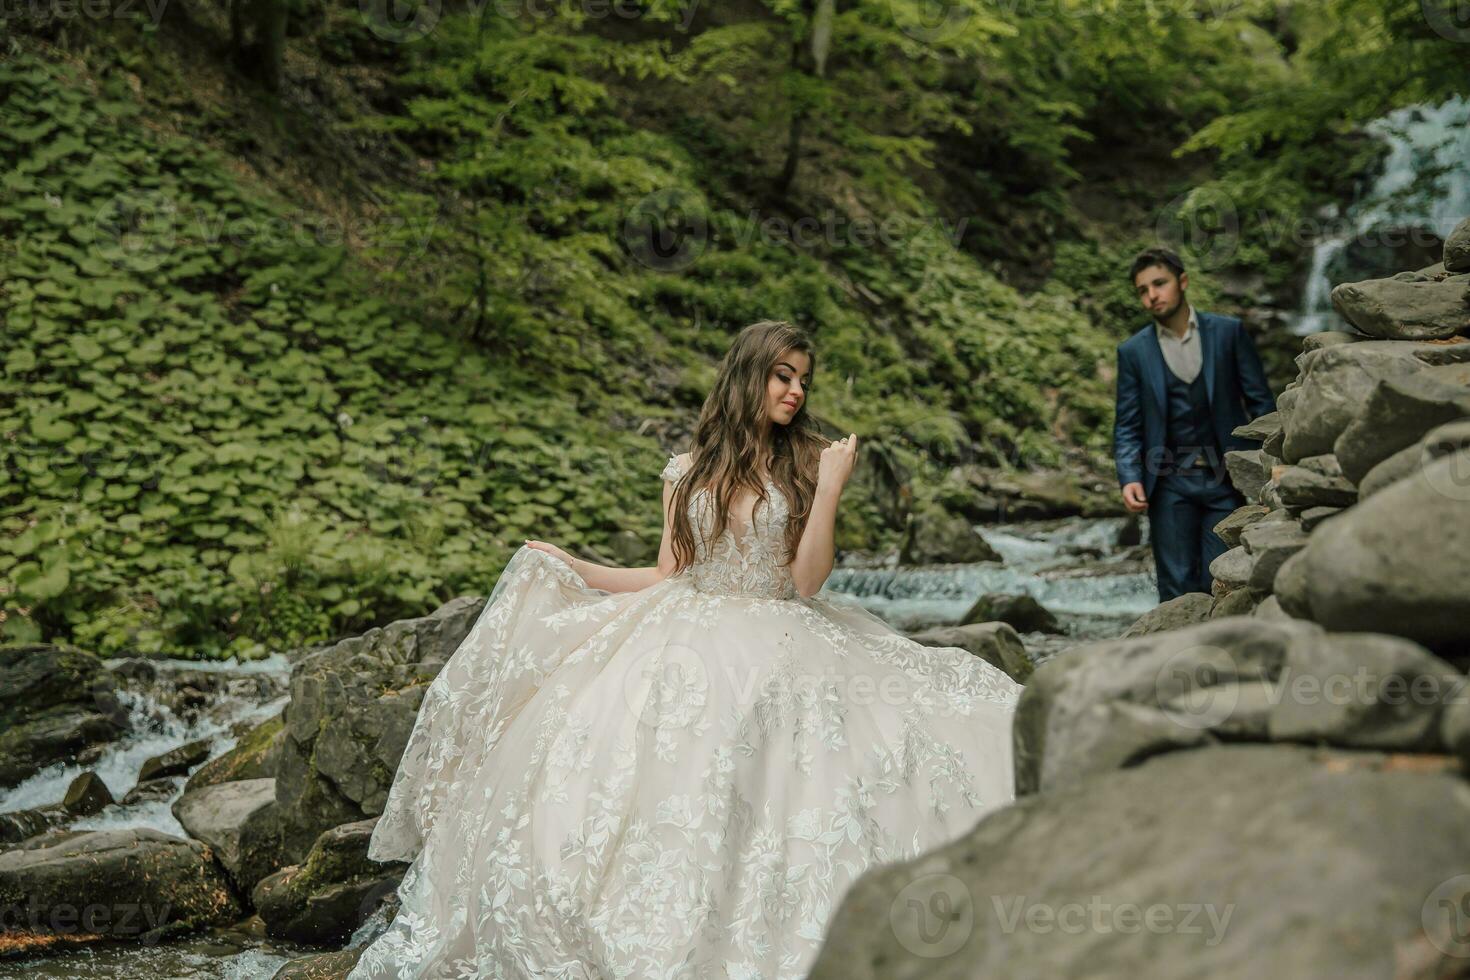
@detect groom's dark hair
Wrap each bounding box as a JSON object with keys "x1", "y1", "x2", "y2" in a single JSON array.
[{"x1": 1128, "y1": 247, "x2": 1185, "y2": 282}]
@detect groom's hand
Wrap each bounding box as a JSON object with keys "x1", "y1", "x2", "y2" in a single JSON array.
[{"x1": 1121, "y1": 482, "x2": 1148, "y2": 514}]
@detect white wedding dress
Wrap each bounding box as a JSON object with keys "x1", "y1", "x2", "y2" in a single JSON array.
[{"x1": 347, "y1": 453, "x2": 1023, "y2": 980}]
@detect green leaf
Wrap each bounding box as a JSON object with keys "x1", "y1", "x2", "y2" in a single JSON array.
[{"x1": 15, "y1": 559, "x2": 70, "y2": 600}]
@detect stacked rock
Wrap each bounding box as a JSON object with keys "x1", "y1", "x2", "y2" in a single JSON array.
[
  {"x1": 805, "y1": 217, "x2": 1470, "y2": 980},
  {"x1": 1204, "y1": 215, "x2": 1470, "y2": 662}
]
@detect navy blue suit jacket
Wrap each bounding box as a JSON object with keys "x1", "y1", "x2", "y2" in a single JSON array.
[{"x1": 1113, "y1": 311, "x2": 1276, "y2": 501}]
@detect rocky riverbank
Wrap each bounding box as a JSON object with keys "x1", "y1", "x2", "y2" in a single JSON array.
[
  {"x1": 0, "y1": 532, "x2": 1069, "y2": 975},
  {"x1": 807, "y1": 216, "x2": 1470, "y2": 977},
  {"x1": 4, "y1": 218, "x2": 1466, "y2": 977}
]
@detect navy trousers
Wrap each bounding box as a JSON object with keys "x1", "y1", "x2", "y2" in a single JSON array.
[{"x1": 1147, "y1": 468, "x2": 1245, "y2": 602}]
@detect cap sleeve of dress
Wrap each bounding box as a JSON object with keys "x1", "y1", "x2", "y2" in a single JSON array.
[{"x1": 660, "y1": 453, "x2": 689, "y2": 484}]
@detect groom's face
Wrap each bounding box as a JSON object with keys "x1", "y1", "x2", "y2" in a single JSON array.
[{"x1": 1134, "y1": 264, "x2": 1188, "y2": 320}]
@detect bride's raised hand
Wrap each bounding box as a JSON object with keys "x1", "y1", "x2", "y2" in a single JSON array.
[
  {"x1": 524, "y1": 540, "x2": 575, "y2": 567},
  {"x1": 817, "y1": 433, "x2": 859, "y2": 492}
]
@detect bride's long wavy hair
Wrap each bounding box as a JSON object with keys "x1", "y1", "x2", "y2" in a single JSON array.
[{"x1": 669, "y1": 320, "x2": 828, "y2": 572}]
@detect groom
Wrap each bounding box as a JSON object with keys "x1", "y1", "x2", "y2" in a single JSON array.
[{"x1": 1113, "y1": 247, "x2": 1276, "y2": 602}]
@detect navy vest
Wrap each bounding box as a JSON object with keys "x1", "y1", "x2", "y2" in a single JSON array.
[{"x1": 1162, "y1": 362, "x2": 1221, "y2": 473}]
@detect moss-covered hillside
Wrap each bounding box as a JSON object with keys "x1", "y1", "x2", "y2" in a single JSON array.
[
  {"x1": 3, "y1": 0, "x2": 1461, "y2": 659},
  {"x1": 0, "y1": 49, "x2": 1117, "y2": 659}
]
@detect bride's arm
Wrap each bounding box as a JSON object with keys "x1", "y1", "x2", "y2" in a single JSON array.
[
  {"x1": 525, "y1": 473, "x2": 680, "y2": 593},
  {"x1": 789, "y1": 435, "x2": 858, "y2": 598}
]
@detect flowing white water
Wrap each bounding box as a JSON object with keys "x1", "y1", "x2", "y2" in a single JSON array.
[
  {"x1": 0, "y1": 654, "x2": 292, "y2": 834},
  {"x1": 1290, "y1": 95, "x2": 1470, "y2": 336},
  {"x1": 828, "y1": 515, "x2": 1157, "y2": 641}
]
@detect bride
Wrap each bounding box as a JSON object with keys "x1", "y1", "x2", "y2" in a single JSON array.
[{"x1": 347, "y1": 320, "x2": 1024, "y2": 980}]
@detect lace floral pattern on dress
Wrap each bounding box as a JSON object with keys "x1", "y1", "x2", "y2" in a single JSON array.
[
  {"x1": 349, "y1": 452, "x2": 1022, "y2": 980},
  {"x1": 661, "y1": 453, "x2": 798, "y2": 600}
]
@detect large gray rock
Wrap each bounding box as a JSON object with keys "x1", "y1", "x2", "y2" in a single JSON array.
[
  {"x1": 1223, "y1": 450, "x2": 1274, "y2": 504},
  {"x1": 253, "y1": 818, "x2": 407, "y2": 945},
  {"x1": 1232, "y1": 410, "x2": 1281, "y2": 442},
  {"x1": 0, "y1": 828, "x2": 242, "y2": 953},
  {"x1": 1213, "y1": 504, "x2": 1270, "y2": 548},
  {"x1": 1276, "y1": 449, "x2": 1470, "y2": 655},
  {"x1": 1333, "y1": 363, "x2": 1470, "y2": 484},
  {"x1": 1358, "y1": 419, "x2": 1470, "y2": 499},
  {"x1": 1330, "y1": 275, "x2": 1470, "y2": 340},
  {"x1": 1208, "y1": 546, "x2": 1254, "y2": 593},
  {"x1": 1240, "y1": 519, "x2": 1309, "y2": 592},
  {"x1": 273, "y1": 596, "x2": 485, "y2": 866},
  {"x1": 810, "y1": 743, "x2": 1470, "y2": 980},
  {"x1": 909, "y1": 622, "x2": 1033, "y2": 684},
  {"x1": 1444, "y1": 214, "x2": 1470, "y2": 272},
  {"x1": 1276, "y1": 454, "x2": 1358, "y2": 510},
  {"x1": 959, "y1": 593, "x2": 1062, "y2": 635},
  {"x1": 1012, "y1": 616, "x2": 1459, "y2": 795},
  {"x1": 1121, "y1": 593, "x2": 1215, "y2": 637},
  {"x1": 0, "y1": 644, "x2": 128, "y2": 788},
  {"x1": 901, "y1": 509, "x2": 1002, "y2": 564},
  {"x1": 172, "y1": 777, "x2": 282, "y2": 895},
  {"x1": 1278, "y1": 340, "x2": 1470, "y2": 463}
]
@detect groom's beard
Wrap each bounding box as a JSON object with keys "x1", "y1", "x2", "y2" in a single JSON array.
[{"x1": 1152, "y1": 297, "x2": 1185, "y2": 324}]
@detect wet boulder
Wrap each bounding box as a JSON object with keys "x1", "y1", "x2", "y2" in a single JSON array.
[
  {"x1": 0, "y1": 771, "x2": 114, "y2": 845},
  {"x1": 138, "y1": 737, "x2": 215, "y2": 782},
  {"x1": 253, "y1": 818, "x2": 407, "y2": 945},
  {"x1": 185, "y1": 713, "x2": 285, "y2": 793},
  {"x1": 959, "y1": 593, "x2": 1062, "y2": 635},
  {"x1": 0, "y1": 828, "x2": 242, "y2": 954},
  {"x1": 1121, "y1": 593, "x2": 1215, "y2": 637},
  {"x1": 272, "y1": 597, "x2": 484, "y2": 866},
  {"x1": 172, "y1": 777, "x2": 283, "y2": 896},
  {"x1": 0, "y1": 644, "x2": 128, "y2": 789},
  {"x1": 901, "y1": 508, "x2": 1002, "y2": 564}
]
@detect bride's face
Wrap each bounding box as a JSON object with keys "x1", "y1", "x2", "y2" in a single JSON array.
[{"x1": 764, "y1": 349, "x2": 812, "y2": 426}]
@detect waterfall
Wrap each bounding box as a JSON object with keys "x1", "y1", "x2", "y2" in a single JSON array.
[{"x1": 1290, "y1": 95, "x2": 1470, "y2": 336}]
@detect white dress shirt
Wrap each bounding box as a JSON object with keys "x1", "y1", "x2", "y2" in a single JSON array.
[{"x1": 1155, "y1": 305, "x2": 1202, "y2": 384}]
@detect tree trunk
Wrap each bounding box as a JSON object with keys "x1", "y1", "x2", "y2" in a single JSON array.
[
  {"x1": 256, "y1": 0, "x2": 287, "y2": 93},
  {"x1": 231, "y1": 0, "x2": 287, "y2": 93},
  {"x1": 773, "y1": 0, "x2": 834, "y2": 198}
]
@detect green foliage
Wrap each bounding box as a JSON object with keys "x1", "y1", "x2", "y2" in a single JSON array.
[
  {"x1": 1173, "y1": 0, "x2": 1469, "y2": 279},
  {"x1": 0, "y1": 55, "x2": 668, "y2": 658},
  {"x1": 0, "y1": 41, "x2": 1124, "y2": 659},
  {"x1": 10, "y1": 0, "x2": 1456, "y2": 661}
]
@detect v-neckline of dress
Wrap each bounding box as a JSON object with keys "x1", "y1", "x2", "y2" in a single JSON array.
[
  {"x1": 719, "y1": 479, "x2": 777, "y2": 551},
  {"x1": 688, "y1": 476, "x2": 781, "y2": 553}
]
